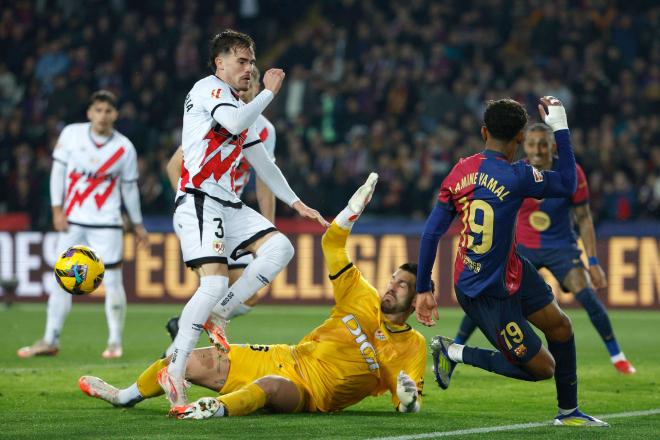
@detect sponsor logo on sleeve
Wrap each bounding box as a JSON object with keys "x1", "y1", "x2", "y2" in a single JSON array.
[{"x1": 532, "y1": 167, "x2": 544, "y2": 183}]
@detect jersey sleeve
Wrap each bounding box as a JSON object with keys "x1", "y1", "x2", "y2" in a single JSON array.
[
  {"x1": 195, "y1": 81, "x2": 237, "y2": 120},
  {"x1": 386, "y1": 332, "x2": 427, "y2": 408},
  {"x1": 120, "y1": 140, "x2": 139, "y2": 182},
  {"x1": 260, "y1": 118, "x2": 276, "y2": 161},
  {"x1": 512, "y1": 161, "x2": 562, "y2": 199},
  {"x1": 571, "y1": 164, "x2": 589, "y2": 205},
  {"x1": 436, "y1": 165, "x2": 458, "y2": 214},
  {"x1": 321, "y1": 222, "x2": 379, "y2": 305},
  {"x1": 52, "y1": 125, "x2": 73, "y2": 164}
]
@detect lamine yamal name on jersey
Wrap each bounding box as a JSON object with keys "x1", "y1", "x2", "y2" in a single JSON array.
[{"x1": 450, "y1": 171, "x2": 510, "y2": 201}]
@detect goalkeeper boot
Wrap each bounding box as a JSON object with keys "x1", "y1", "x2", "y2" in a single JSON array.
[
  {"x1": 203, "y1": 315, "x2": 230, "y2": 353},
  {"x1": 169, "y1": 397, "x2": 224, "y2": 420},
  {"x1": 102, "y1": 343, "x2": 123, "y2": 359},
  {"x1": 17, "y1": 339, "x2": 59, "y2": 358},
  {"x1": 157, "y1": 367, "x2": 190, "y2": 407},
  {"x1": 613, "y1": 359, "x2": 636, "y2": 375},
  {"x1": 430, "y1": 335, "x2": 456, "y2": 390},
  {"x1": 554, "y1": 409, "x2": 610, "y2": 427},
  {"x1": 78, "y1": 376, "x2": 139, "y2": 407}
]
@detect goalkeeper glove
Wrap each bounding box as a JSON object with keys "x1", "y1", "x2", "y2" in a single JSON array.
[{"x1": 396, "y1": 370, "x2": 420, "y2": 413}]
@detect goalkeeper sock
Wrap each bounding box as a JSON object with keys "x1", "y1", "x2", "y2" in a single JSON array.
[
  {"x1": 117, "y1": 383, "x2": 144, "y2": 406},
  {"x1": 212, "y1": 234, "x2": 293, "y2": 319},
  {"x1": 218, "y1": 382, "x2": 268, "y2": 416},
  {"x1": 455, "y1": 315, "x2": 478, "y2": 345},
  {"x1": 136, "y1": 358, "x2": 168, "y2": 398}
]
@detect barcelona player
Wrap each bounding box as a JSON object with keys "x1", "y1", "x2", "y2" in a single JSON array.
[
  {"x1": 416, "y1": 97, "x2": 608, "y2": 426},
  {"x1": 454, "y1": 123, "x2": 635, "y2": 375},
  {"x1": 79, "y1": 174, "x2": 427, "y2": 418}
]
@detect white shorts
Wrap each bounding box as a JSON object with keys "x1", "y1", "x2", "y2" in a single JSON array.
[
  {"x1": 173, "y1": 191, "x2": 276, "y2": 267},
  {"x1": 57, "y1": 224, "x2": 124, "y2": 268}
]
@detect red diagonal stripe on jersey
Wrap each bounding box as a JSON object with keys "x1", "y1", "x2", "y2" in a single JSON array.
[
  {"x1": 94, "y1": 176, "x2": 118, "y2": 209},
  {"x1": 191, "y1": 128, "x2": 247, "y2": 188},
  {"x1": 66, "y1": 171, "x2": 82, "y2": 201},
  {"x1": 259, "y1": 127, "x2": 268, "y2": 142},
  {"x1": 65, "y1": 147, "x2": 126, "y2": 216}
]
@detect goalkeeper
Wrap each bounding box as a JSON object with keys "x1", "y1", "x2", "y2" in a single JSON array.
[{"x1": 79, "y1": 173, "x2": 427, "y2": 418}]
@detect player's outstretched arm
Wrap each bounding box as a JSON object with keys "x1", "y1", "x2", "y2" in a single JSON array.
[
  {"x1": 243, "y1": 142, "x2": 328, "y2": 227},
  {"x1": 321, "y1": 173, "x2": 378, "y2": 275},
  {"x1": 416, "y1": 202, "x2": 454, "y2": 326},
  {"x1": 166, "y1": 146, "x2": 183, "y2": 191},
  {"x1": 535, "y1": 96, "x2": 577, "y2": 196}
]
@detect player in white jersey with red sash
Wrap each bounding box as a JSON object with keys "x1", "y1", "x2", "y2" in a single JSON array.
[
  {"x1": 165, "y1": 68, "x2": 276, "y2": 333},
  {"x1": 160, "y1": 30, "x2": 328, "y2": 408},
  {"x1": 18, "y1": 90, "x2": 148, "y2": 360}
]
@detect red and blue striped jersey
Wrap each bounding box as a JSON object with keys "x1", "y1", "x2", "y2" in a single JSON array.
[
  {"x1": 433, "y1": 142, "x2": 575, "y2": 297},
  {"x1": 516, "y1": 163, "x2": 589, "y2": 249}
]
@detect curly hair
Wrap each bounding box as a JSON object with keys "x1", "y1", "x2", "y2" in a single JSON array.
[{"x1": 483, "y1": 99, "x2": 528, "y2": 141}]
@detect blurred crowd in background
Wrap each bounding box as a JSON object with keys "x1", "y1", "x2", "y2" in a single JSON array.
[{"x1": 1, "y1": 0, "x2": 658, "y2": 230}]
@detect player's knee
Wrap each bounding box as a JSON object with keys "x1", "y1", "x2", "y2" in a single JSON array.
[
  {"x1": 259, "y1": 233, "x2": 294, "y2": 265},
  {"x1": 527, "y1": 349, "x2": 555, "y2": 380},
  {"x1": 254, "y1": 375, "x2": 290, "y2": 397},
  {"x1": 545, "y1": 312, "x2": 572, "y2": 342}
]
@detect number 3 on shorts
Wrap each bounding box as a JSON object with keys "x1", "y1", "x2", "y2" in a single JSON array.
[{"x1": 213, "y1": 217, "x2": 224, "y2": 238}]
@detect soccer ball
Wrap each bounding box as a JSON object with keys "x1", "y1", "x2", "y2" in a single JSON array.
[{"x1": 54, "y1": 245, "x2": 105, "y2": 295}]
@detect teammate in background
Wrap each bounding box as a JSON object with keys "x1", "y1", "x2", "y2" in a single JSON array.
[
  {"x1": 18, "y1": 90, "x2": 148, "y2": 359},
  {"x1": 164, "y1": 67, "x2": 276, "y2": 332},
  {"x1": 453, "y1": 123, "x2": 635, "y2": 375},
  {"x1": 79, "y1": 174, "x2": 427, "y2": 418},
  {"x1": 416, "y1": 97, "x2": 608, "y2": 427},
  {"x1": 162, "y1": 30, "x2": 327, "y2": 408}
]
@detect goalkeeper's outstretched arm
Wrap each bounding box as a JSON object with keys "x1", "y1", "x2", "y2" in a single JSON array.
[{"x1": 321, "y1": 173, "x2": 378, "y2": 276}]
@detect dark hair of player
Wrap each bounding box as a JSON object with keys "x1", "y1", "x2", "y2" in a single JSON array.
[
  {"x1": 208, "y1": 29, "x2": 256, "y2": 72},
  {"x1": 526, "y1": 122, "x2": 553, "y2": 138},
  {"x1": 399, "y1": 263, "x2": 434, "y2": 294},
  {"x1": 483, "y1": 99, "x2": 529, "y2": 141},
  {"x1": 89, "y1": 90, "x2": 117, "y2": 109}
]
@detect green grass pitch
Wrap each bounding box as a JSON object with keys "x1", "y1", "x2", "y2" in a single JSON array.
[{"x1": 1, "y1": 304, "x2": 659, "y2": 439}]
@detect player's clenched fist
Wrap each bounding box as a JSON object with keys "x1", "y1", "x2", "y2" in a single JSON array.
[
  {"x1": 263, "y1": 68, "x2": 285, "y2": 95},
  {"x1": 538, "y1": 95, "x2": 568, "y2": 132}
]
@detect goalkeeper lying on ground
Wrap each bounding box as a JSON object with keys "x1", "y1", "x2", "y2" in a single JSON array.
[{"x1": 79, "y1": 173, "x2": 427, "y2": 418}]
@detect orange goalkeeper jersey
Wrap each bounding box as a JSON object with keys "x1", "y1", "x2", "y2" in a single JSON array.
[{"x1": 293, "y1": 222, "x2": 427, "y2": 412}]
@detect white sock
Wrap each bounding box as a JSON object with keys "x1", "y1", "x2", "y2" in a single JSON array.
[
  {"x1": 44, "y1": 287, "x2": 73, "y2": 346},
  {"x1": 164, "y1": 341, "x2": 176, "y2": 357},
  {"x1": 610, "y1": 352, "x2": 626, "y2": 363},
  {"x1": 103, "y1": 268, "x2": 126, "y2": 346},
  {"x1": 225, "y1": 303, "x2": 252, "y2": 319},
  {"x1": 558, "y1": 406, "x2": 577, "y2": 416},
  {"x1": 117, "y1": 383, "x2": 143, "y2": 406},
  {"x1": 447, "y1": 343, "x2": 465, "y2": 363},
  {"x1": 213, "y1": 404, "x2": 226, "y2": 417},
  {"x1": 213, "y1": 234, "x2": 293, "y2": 318},
  {"x1": 167, "y1": 275, "x2": 228, "y2": 378}
]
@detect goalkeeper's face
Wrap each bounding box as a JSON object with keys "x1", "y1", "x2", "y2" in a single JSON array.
[
  {"x1": 380, "y1": 269, "x2": 416, "y2": 315},
  {"x1": 217, "y1": 46, "x2": 256, "y2": 92}
]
